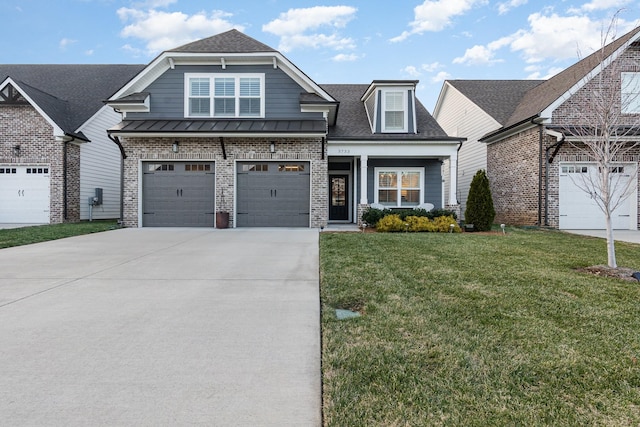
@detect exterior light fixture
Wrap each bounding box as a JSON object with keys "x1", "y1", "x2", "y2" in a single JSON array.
[
  {"x1": 501, "y1": 224, "x2": 506, "y2": 234},
  {"x1": 270, "y1": 142, "x2": 275, "y2": 153},
  {"x1": 172, "y1": 141, "x2": 179, "y2": 153}
]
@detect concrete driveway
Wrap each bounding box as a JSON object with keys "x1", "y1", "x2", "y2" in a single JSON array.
[{"x1": 0, "y1": 228, "x2": 321, "y2": 426}]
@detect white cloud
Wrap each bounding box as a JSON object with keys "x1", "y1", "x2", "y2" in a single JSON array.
[
  {"x1": 118, "y1": 7, "x2": 243, "y2": 55},
  {"x1": 262, "y1": 6, "x2": 357, "y2": 52},
  {"x1": 497, "y1": 0, "x2": 528, "y2": 15},
  {"x1": 574, "y1": 0, "x2": 632, "y2": 12},
  {"x1": 391, "y1": 0, "x2": 486, "y2": 42},
  {"x1": 333, "y1": 53, "x2": 361, "y2": 62},
  {"x1": 432, "y1": 71, "x2": 452, "y2": 83},
  {"x1": 403, "y1": 65, "x2": 422, "y2": 77},
  {"x1": 59, "y1": 38, "x2": 77, "y2": 50},
  {"x1": 85, "y1": 49, "x2": 95, "y2": 56},
  {"x1": 453, "y1": 12, "x2": 636, "y2": 69},
  {"x1": 422, "y1": 62, "x2": 443, "y2": 72}
]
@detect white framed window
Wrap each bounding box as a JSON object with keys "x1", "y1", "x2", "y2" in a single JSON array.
[
  {"x1": 621, "y1": 72, "x2": 640, "y2": 114},
  {"x1": 382, "y1": 90, "x2": 407, "y2": 132},
  {"x1": 185, "y1": 73, "x2": 264, "y2": 118},
  {"x1": 375, "y1": 168, "x2": 423, "y2": 207}
]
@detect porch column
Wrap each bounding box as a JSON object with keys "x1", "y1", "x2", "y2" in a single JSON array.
[
  {"x1": 360, "y1": 154, "x2": 368, "y2": 204},
  {"x1": 449, "y1": 150, "x2": 458, "y2": 206}
]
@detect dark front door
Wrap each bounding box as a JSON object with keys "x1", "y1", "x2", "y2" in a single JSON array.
[{"x1": 329, "y1": 175, "x2": 349, "y2": 221}]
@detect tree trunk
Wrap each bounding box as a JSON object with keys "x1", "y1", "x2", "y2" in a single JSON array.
[{"x1": 605, "y1": 214, "x2": 617, "y2": 268}]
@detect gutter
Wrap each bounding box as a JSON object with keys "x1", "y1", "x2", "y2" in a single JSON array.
[
  {"x1": 544, "y1": 128, "x2": 566, "y2": 226},
  {"x1": 107, "y1": 133, "x2": 126, "y2": 225}
]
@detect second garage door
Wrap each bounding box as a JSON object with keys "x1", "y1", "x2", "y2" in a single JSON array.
[
  {"x1": 559, "y1": 163, "x2": 637, "y2": 230},
  {"x1": 142, "y1": 162, "x2": 215, "y2": 227},
  {"x1": 0, "y1": 165, "x2": 50, "y2": 223},
  {"x1": 236, "y1": 162, "x2": 310, "y2": 227}
]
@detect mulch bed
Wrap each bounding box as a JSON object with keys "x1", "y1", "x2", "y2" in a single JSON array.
[{"x1": 578, "y1": 265, "x2": 640, "y2": 282}]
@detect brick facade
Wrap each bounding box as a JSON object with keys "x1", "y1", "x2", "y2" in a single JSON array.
[
  {"x1": 0, "y1": 104, "x2": 81, "y2": 223},
  {"x1": 119, "y1": 136, "x2": 327, "y2": 228},
  {"x1": 487, "y1": 44, "x2": 640, "y2": 229}
]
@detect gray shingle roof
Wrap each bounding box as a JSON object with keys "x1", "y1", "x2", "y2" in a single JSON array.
[
  {"x1": 168, "y1": 29, "x2": 277, "y2": 54},
  {"x1": 321, "y1": 84, "x2": 454, "y2": 140},
  {"x1": 0, "y1": 64, "x2": 146, "y2": 137},
  {"x1": 448, "y1": 80, "x2": 544, "y2": 125},
  {"x1": 505, "y1": 25, "x2": 640, "y2": 128}
]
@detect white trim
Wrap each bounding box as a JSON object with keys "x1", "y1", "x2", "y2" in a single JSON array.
[
  {"x1": 374, "y1": 167, "x2": 424, "y2": 208},
  {"x1": 184, "y1": 73, "x2": 265, "y2": 119},
  {"x1": 0, "y1": 77, "x2": 65, "y2": 137},
  {"x1": 381, "y1": 89, "x2": 408, "y2": 133}
]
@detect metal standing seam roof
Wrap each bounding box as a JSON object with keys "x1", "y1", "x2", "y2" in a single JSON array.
[{"x1": 109, "y1": 119, "x2": 328, "y2": 134}]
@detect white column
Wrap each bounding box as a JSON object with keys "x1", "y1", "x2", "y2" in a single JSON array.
[
  {"x1": 449, "y1": 150, "x2": 458, "y2": 206},
  {"x1": 360, "y1": 154, "x2": 368, "y2": 204}
]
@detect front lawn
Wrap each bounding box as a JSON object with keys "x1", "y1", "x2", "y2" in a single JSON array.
[
  {"x1": 320, "y1": 228, "x2": 640, "y2": 426},
  {"x1": 0, "y1": 221, "x2": 120, "y2": 249}
]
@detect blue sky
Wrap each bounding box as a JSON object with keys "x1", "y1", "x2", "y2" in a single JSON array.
[{"x1": 1, "y1": 0, "x2": 639, "y2": 110}]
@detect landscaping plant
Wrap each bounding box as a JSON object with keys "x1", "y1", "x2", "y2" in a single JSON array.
[{"x1": 465, "y1": 169, "x2": 495, "y2": 231}]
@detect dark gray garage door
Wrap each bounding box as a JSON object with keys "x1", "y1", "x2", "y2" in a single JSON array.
[
  {"x1": 142, "y1": 162, "x2": 215, "y2": 227},
  {"x1": 237, "y1": 162, "x2": 310, "y2": 227}
]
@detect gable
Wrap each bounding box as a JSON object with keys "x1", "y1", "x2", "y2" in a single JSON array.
[{"x1": 0, "y1": 83, "x2": 28, "y2": 105}]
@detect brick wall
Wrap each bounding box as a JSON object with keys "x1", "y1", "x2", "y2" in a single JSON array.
[
  {"x1": 0, "y1": 104, "x2": 80, "y2": 223},
  {"x1": 120, "y1": 136, "x2": 327, "y2": 227},
  {"x1": 487, "y1": 127, "x2": 544, "y2": 226}
]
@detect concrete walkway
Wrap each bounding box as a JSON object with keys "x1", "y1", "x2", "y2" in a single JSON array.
[
  {"x1": 566, "y1": 229, "x2": 640, "y2": 244},
  {"x1": 0, "y1": 228, "x2": 321, "y2": 426}
]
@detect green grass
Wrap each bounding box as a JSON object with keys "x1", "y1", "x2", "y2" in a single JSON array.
[
  {"x1": 0, "y1": 221, "x2": 120, "y2": 249},
  {"x1": 320, "y1": 228, "x2": 640, "y2": 426}
]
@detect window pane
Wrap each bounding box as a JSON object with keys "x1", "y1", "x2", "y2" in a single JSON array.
[
  {"x1": 214, "y1": 78, "x2": 235, "y2": 96},
  {"x1": 239, "y1": 98, "x2": 261, "y2": 116},
  {"x1": 622, "y1": 72, "x2": 640, "y2": 113},
  {"x1": 378, "y1": 172, "x2": 397, "y2": 188},
  {"x1": 214, "y1": 98, "x2": 235, "y2": 116},
  {"x1": 401, "y1": 190, "x2": 420, "y2": 205},
  {"x1": 378, "y1": 190, "x2": 397, "y2": 205},
  {"x1": 385, "y1": 91, "x2": 403, "y2": 110},
  {"x1": 190, "y1": 98, "x2": 210, "y2": 116},
  {"x1": 240, "y1": 78, "x2": 260, "y2": 96},
  {"x1": 401, "y1": 171, "x2": 420, "y2": 188},
  {"x1": 190, "y1": 78, "x2": 210, "y2": 96},
  {"x1": 385, "y1": 111, "x2": 404, "y2": 130}
]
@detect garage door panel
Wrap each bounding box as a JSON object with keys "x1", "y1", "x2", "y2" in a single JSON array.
[
  {"x1": 0, "y1": 166, "x2": 50, "y2": 223},
  {"x1": 236, "y1": 162, "x2": 310, "y2": 227},
  {"x1": 559, "y1": 163, "x2": 636, "y2": 230},
  {"x1": 142, "y1": 162, "x2": 214, "y2": 227}
]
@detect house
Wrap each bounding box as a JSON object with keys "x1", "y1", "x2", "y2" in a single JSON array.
[
  {"x1": 433, "y1": 80, "x2": 543, "y2": 220},
  {"x1": 106, "y1": 30, "x2": 463, "y2": 228},
  {"x1": 434, "y1": 25, "x2": 640, "y2": 230},
  {"x1": 0, "y1": 64, "x2": 145, "y2": 224}
]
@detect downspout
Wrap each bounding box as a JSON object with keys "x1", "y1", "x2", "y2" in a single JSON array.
[
  {"x1": 544, "y1": 128, "x2": 566, "y2": 226},
  {"x1": 63, "y1": 141, "x2": 68, "y2": 221},
  {"x1": 108, "y1": 133, "x2": 126, "y2": 225},
  {"x1": 456, "y1": 140, "x2": 463, "y2": 206},
  {"x1": 536, "y1": 120, "x2": 543, "y2": 226}
]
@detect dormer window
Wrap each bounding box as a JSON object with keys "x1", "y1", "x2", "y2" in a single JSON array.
[
  {"x1": 383, "y1": 90, "x2": 407, "y2": 132},
  {"x1": 185, "y1": 73, "x2": 264, "y2": 118}
]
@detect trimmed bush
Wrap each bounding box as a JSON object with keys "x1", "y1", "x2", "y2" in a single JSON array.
[
  {"x1": 465, "y1": 170, "x2": 495, "y2": 232},
  {"x1": 406, "y1": 216, "x2": 436, "y2": 232},
  {"x1": 361, "y1": 206, "x2": 458, "y2": 228},
  {"x1": 376, "y1": 215, "x2": 406, "y2": 232},
  {"x1": 432, "y1": 215, "x2": 462, "y2": 233}
]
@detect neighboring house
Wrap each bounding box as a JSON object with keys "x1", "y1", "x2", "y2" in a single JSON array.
[
  {"x1": 0, "y1": 64, "x2": 145, "y2": 224},
  {"x1": 434, "y1": 25, "x2": 640, "y2": 230},
  {"x1": 433, "y1": 80, "x2": 543, "y2": 220},
  {"x1": 106, "y1": 30, "x2": 463, "y2": 228}
]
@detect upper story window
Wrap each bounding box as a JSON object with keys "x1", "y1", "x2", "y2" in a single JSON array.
[
  {"x1": 621, "y1": 72, "x2": 640, "y2": 114},
  {"x1": 185, "y1": 73, "x2": 264, "y2": 118},
  {"x1": 383, "y1": 90, "x2": 407, "y2": 132}
]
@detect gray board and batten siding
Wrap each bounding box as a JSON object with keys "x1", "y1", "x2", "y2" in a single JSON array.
[
  {"x1": 361, "y1": 159, "x2": 443, "y2": 207},
  {"x1": 126, "y1": 64, "x2": 324, "y2": 120}
]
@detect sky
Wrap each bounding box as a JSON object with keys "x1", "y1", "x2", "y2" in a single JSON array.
[{"x1": 1, "y1": 0, "x2": 640, "y2": 111}]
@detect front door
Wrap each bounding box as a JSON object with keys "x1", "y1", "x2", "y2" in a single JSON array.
[{"x1": 329, "y1": 175, "x2": 349, "y2": 221}]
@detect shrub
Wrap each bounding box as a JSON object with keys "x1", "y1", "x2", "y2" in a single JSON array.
[
  {"x1": 361, "y1": 207, "x2": 390, "y2": 227},
  {"x1": 432, "y1": 215, "x2": 462, "y2": 233},
  {"x1": 405, "y1": 216, "x2": 436, "y2": 232},
  {"x1": 376, "y1": 215, "x2": 406, "y2": 232},
  {"x1": 465, "y1": 170, "x2": 495, "y2": 232}
]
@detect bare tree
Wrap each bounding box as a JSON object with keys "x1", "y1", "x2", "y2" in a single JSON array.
[{"x1": 562, "y1": 15, "x2": 640, "y2": 268}]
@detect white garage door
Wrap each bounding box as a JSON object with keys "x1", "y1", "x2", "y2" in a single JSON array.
[
  {"x1": 0, "y1": 165, "x2": 50, "y2": 223},
  {"x1": 559, "y1": 163, "x2": 637, "y2": 230}
]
